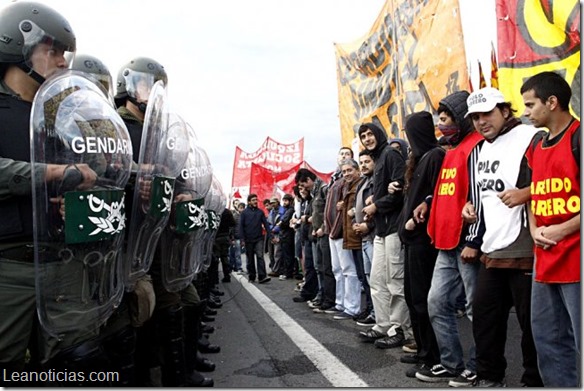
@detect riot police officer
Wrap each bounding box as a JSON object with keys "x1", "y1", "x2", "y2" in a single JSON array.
[
  {"x1": 115, "y1": 58, "x2": 214, "y2": 387},
  {"x1": 0, "y1": 1, "x2": 100, "y2": 383}
]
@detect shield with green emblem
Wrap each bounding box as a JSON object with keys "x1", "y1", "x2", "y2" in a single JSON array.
[
  {"x1": 30, "y1": 71, "x2": 133, "y2": 337},
  {"x1": 124, "y1": 82, "x2": 189, "y2": 291}
]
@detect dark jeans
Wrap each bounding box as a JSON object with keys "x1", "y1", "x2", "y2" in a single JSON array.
[
  {"x1": 404, "y1": 243, "x2": 440, "y2": 366},
  {"x1": 280, "y1": 235, "x2": 295, "y2": 278},
  {"x1": 299, "y1": 240, "x2": 318, "y2": 300},
  {"x1": 316, "y1": 235, "x2": 336, "y2": 307},
  {"x1": 473, "y1": 263, "x2": 542, "y2": 386},
  {"x1": 245, "y1": 239, "x2": 267, "y2": 281},
  {"x1": 351, "y1": 248, "x2": 372, "y2": 312}
]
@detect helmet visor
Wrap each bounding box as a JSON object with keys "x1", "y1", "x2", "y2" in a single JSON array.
[
  {"x1": 20, "y1": 20, "x2": 75, "y2": 79},
  {"x1": 123, "y1": 69, "x2": 166, "y2": 103}
]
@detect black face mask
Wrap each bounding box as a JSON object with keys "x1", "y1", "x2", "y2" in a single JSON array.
[{"x1": 128, "y1": 96, "x2": 147, "y2": 113}]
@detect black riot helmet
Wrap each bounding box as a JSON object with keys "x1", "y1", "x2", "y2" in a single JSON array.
[
  {"x1": 114, "y1": 57, "x2": 167, "y2": 111},
  {"x1": 0, "y1": 1, "x2": 76, "y2": 83},
  {"x1": 70, "y1": 53, "x2": 114, "y2": 99}
]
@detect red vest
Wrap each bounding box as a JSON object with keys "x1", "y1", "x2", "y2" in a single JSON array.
[
  {"x1": 526, "y1": 120, "x2": 580, "y2": 283},
  {"x1": 427, "y1": 131, "x2": 483, "y2": 250}
]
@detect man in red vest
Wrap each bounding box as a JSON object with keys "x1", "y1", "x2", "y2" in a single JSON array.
[
  {"x1": 411, "y1": 91, "x2": 485, "y2": 387},
  {"x1": 521, "y1": 71, "x2": 580, "y2": 387}
]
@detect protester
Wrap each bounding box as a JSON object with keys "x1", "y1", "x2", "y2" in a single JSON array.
[
  {"x1": 395, "y1": 112, "x2": 445, "y2": 378},
  {"x1": 357, "y1": 123, "x2": 411, "y2": 349},
  {"x1": 240, "y1": 194, "x2": 272, "y2": 283},
  {"x1": 462, "y1": 87, "x2": 543, "y2": 387},
  {"x1": 412, "y1": 91, "x2": 484, "y2": 387},
  {"x1": 521, "y1": 71, "x2": 580, "y2": 387}
]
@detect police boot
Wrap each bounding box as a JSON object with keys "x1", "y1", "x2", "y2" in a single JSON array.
[
  {"x1": 184, "y1": 304, "x2": 216, "y2": 372},
  {"x1": 134, "y1": 318, "x2": 160, "y2": 386},
  {"x1": 45, "y1": 338, "x2": 111, "y2": 387},
  {"x1": 101, "y1": 326, "x2": 136, "y2": 386},
  {"x1": 158, "y1": 305, "x2": 213, "y2": 387}
]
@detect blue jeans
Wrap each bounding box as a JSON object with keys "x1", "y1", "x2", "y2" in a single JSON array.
[
  {"x1": 427, "y1": 247, "x2": 479, "y2": 373},
  {"x1": 229, "y1": 239, "x2": 242, "y2": 271},
  {"x1": 531, "y1": 281, "x2": 581, "y2": 387}
]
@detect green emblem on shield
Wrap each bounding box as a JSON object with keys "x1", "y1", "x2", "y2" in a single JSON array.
[
  {"x1": 149, "y1": 175, "x2": 176, "y2": 218},
  {"x1": 64, "y1": 190, "x2": 126, "y2": 244},
  {"x1": 175, "y1": 198, "x2": 205, "y2": 234}
]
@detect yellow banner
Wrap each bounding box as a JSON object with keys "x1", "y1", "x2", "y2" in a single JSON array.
[
  {"x1": 335, "y1": 0, "x2": 468, "y2": 146},
  {"x1": 496, "y1": 0, "x2": 580, "y2": 119}
]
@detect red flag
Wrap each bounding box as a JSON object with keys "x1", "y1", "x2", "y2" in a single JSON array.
[
  {"x1": 478, "y1": 60, "x2": 487, "y2": 88},
  {"x1": 490, "y1": 41, "x2": 499, "y2": 89},
  {"x1": 233, "y1": 189, "x2": 242, "y2": 199}
]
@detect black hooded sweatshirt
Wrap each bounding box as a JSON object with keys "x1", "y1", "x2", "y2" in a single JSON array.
[
  {"x1": 397, "y1": 112, "x2": 445, "y2": 245},
  {"x1": 358, "y1": 123, "x2": 405, "y2": 237}
]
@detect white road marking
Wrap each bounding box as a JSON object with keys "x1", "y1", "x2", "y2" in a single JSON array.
[{"x1": 234, "y1": 274, "x2": 369, "y2": 387}]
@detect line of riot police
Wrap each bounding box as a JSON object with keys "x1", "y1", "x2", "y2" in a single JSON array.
[{"x1": 0, "y1": 1, "x2": 225, "y2": 386}]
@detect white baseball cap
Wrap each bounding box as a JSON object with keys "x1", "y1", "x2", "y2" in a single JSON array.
[{"x1": 465, "y1": 87, "x2": 506, "y2": 117}]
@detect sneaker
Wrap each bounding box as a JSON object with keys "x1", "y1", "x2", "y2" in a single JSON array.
[
  {"x1": 356, "y1": 315, "x2": 376, "y2": 326},
  {"x1": 258, "y1": 277, "x2": 271, "y2": 284},
  {"x1": 333, "y1": 311, "x2": 354, "y2": 320},
  {"x1": 323, "y1": 307, "x2": 343, "y2": 315},
  {"x1": 406, "y1": 363, "x2": 428, "y2": 378},
  {"x1": 352, "y1": 309, "x2": 370, "y2": 322},
  {"x1": 292, "y1": 296, "x2": 310, "y2": 303},
  {"x1": 268, "y1": 272, "x2": 279, "y2": 277},
  {"x1": 373, "y1": 327, "x2": 405, "y2": 349},
  {"x1": 400, "y1": 354, "x2": 421, "y2": 364},
  {"x1": 473, "y1": 378, "x2": 506, "y2": 387},
  {"x1": 402, "y1": 339, "x2": 418, "y2": 353},
  {"x1": 415, "y1": 364, "x2": 457, "y2": 382},
  {"x1": 307, "y1": 300, "x2": 322, "y2": 309},
  {"x1": 313, "y1": 304, "x2": 334, "y2": 314},
  {"x1": 449, "y1": 369, "x2": 477, "y2": 387},
  {"x1": 358, "y1": 328, "x2": 386, "y2": 343}
]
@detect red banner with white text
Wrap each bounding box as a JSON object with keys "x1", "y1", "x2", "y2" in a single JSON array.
[{"x1": 231, "y1": 137, "x2": 304, "y2": 195}]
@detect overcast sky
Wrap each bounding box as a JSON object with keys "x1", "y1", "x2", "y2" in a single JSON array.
[{"x1": 5, "y1": 0, "x2": 496, "y2": 194}]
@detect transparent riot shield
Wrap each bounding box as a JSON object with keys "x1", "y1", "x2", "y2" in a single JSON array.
[
  {"x1": 200, "y1": 176, "x2": 225, "y2": 271},
  {"x1": 124, "y1": 82, "x2": 189, "y2": 291},
  {"x1": 30, "y1": 71, "x2": 133, "y2": 337},
  {"x1": 159, "y1": 116, "x2": 213, "y2": 292}
]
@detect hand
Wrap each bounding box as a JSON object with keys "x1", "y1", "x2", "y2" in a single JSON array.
[
  {"x1": 336, "y1": 200, "x2": 344, "y2": 211},
  {"x1": 387, "y1": 181, "x2": 401, "y2": 194},
  {"x1": 174, "y1": 193, "x2": 193, "y2": 203},
  {"x1": 498, "y1": 188, "x2": 530, "y2": 208},
  {"x1": 405, "y1": 218, "x2": 416, "y2": 231},
  {"x1": 362, "y1": 203, "x2": 377, "y2": 218},
  {"x1": 461, "y1": 201, "x2": 477, "y2": 224},
  {"x1": 75, "y1": 164, "x2": 98, "y2": 190},
  {"x1": 413, "y1": 202, "x2": 428, "y2": 224},
  {"x1": 138, "y1": 177, "x2": 152, "y2": 202},
  {"x1": 347, "y1": 207, "x2": 355, "y2": 218},
  {"x1": 316, "y1": 228, "x2": 324, "y2": 237},
  {"x1": 49, "y1": 196, "x2": 65, "y2": 219},
  {"x1": 460, "y1": 246, "x2": 479, "y2": 263},
  {"x1": 365, "y1": 195, "x2": 373, "y2": 206},
  {"x1": 532, "y1": 225, "x2": 559, "y2": 250}
]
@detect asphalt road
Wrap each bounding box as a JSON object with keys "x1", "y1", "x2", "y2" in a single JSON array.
[{"x1": 202, "y1": 263, "x2": 528, "y2": 388}]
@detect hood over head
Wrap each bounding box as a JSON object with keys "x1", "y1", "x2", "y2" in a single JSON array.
[
  {"x1": 404, "y1": 111, "x2": 437, "y2": 160},
  {"x1": 358, "y1": 122, "x2": 388, "y2": 158},
  {"x1": 439, "y1": 90, "x2": 474, "y2": 145},
  {"x1": 388, "y1": 138, "x2": 409, "y2": 161}
]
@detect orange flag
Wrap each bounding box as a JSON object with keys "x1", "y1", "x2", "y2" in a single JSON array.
[
  {"x1": 478, "y1": 60, "x2": 487, "y2": 88},
  {"x1": 490, "y1": 42, "x2": 499, "y2": 89}
]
